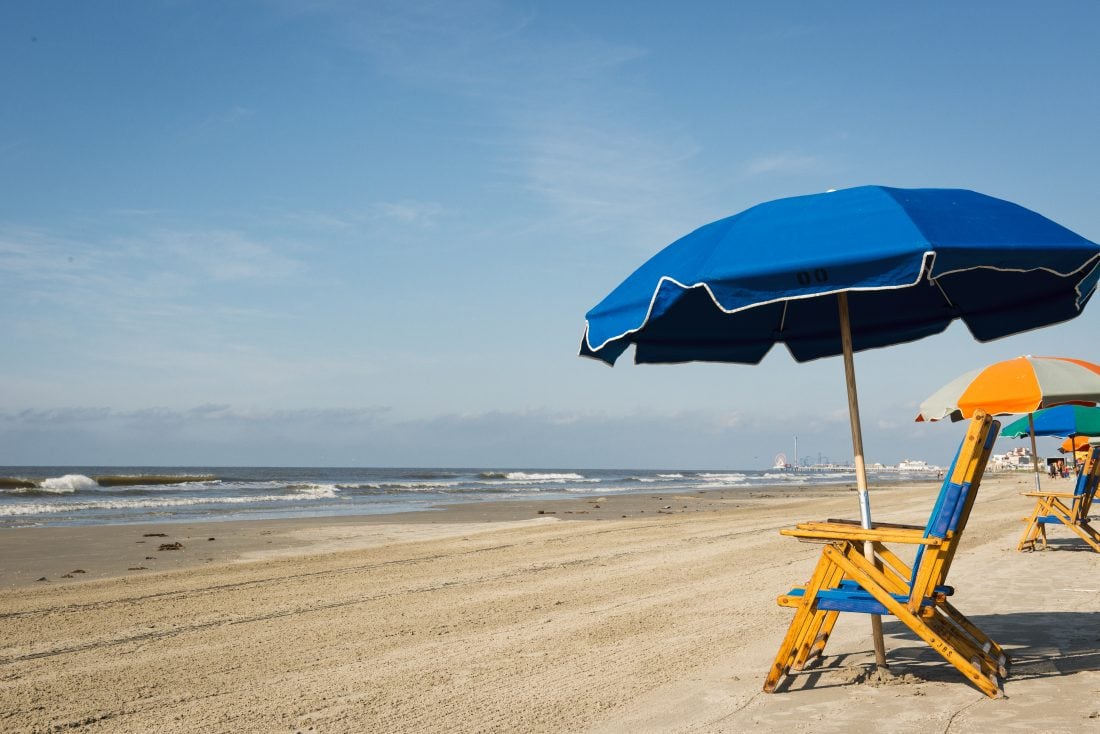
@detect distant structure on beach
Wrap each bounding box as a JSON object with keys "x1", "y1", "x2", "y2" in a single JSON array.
[
  {"x1": 894, "y1": 459, "x2": 937, "y2": 472},
  {"x1": 988, "y1": 446, "x2": 1035, "y2": 472},
  {"x1": 771, "y1": 452, "x2": 943, "y2": 474}
]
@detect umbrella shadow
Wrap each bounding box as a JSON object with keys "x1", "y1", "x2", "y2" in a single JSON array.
[{"x1": 774, "y1": 611, "x2": 1100, "y2": 692}]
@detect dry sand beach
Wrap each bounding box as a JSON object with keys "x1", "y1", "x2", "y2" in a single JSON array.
[{"x1": 2, "y1": 475, "x2": 1098, "y2": 733}]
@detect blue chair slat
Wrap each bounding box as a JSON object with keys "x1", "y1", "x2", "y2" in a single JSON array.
[
  {"x1": 832, "y1": 579, "x2": 953, "y2": 596},
  {"x1": 784, "y1": 587, "x2": 944, "y2": 615}
]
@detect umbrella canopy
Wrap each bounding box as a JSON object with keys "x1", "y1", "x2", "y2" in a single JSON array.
[
  {"x1": 916, "y1": 356, "x2": 1100, "y2": 422},
  {"x1": 1061, "y1": 436, "x2": 1094, "y2": 470},
  {"x1": 1001, "y1": 404, "x2": 1100, "y2": 439},
  {"x1": 1061, "y1": 435, "x2": 1093, "y2": 453},
  {"x1": 582, "y1": 186, "x2": 1099, "y2": 366},
  {"x1": 1001, "y1": 403, "x2": 1100, "y2": 474}
]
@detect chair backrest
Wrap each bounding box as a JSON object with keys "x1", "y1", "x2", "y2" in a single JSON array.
[
  {"x1": 907, "y1": 412, "x2": 997, "y2": 610},
  {"x1": 1073, "y1": 445, "x2": 1100, "y2": 519}
]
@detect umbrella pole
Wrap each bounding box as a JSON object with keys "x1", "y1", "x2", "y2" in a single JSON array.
[
  {"x1": 837, "y1": 293, "x2": 888, "y2": 669},
  {"x1": 1028, "y1": 413, "x2": 1042, "y2": 490}
]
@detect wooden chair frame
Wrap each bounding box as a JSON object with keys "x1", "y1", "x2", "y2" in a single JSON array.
[
  {"x1": 1017, "y1": 445, "x2": 1100, "y2": 553},
  {"x1": 763, "y1": 412, "x2": 1004, "y2": 698}
]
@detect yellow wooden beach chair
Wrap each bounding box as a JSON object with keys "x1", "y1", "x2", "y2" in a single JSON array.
[
  {"x1": 1017, "y1": 445, "x2": 1100, "y2": 552},
  {"x1": 763, "y1": 412, "x2": 1006, "y2": 698}
]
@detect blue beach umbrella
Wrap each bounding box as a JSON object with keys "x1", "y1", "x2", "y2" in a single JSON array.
[
  {"x1": 582, "y1": 187, "x2": 1099, "y2": 367},
  {"x1": 1000, "y1": 404, "x2": 1100, "y2": 440},
  {"x1": 1001, "y1": 404, "x2": 1100, "y2": 472},
  {"x1": 580, "y1": 185, "x2": 1099, "y2": 665}
]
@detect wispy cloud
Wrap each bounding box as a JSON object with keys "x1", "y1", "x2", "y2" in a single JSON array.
[
  {"x1": 0, "y1": 401, "x2": 965, "y2": 467},
  {"x1": 5, "y1": 405, "x2": 390, "y2": 428},
  {"x1": 372, "y1": 200, "x2": 445, "y2": 227},
  {"x1": 1, "y1": 222, "x2": 306, "y2": 299},
  {"x1": 743, "y1": 152, "x2": 823, "y2": 177},
  {"x1": 137, "y1": 228, "x2": 304, "y2": 282},
  {"x1": 0, "y1": 227, "x2": 93, "y2": 278},
  {"x1": 330, "y1": 1, "x2": 540, "y2": 92},
  {"x1": 0, "y1": 220, "x2": 315, "y2": 393},
  {"x1": 0, "y1": 404, "x2": 394, "y2": 465},
  {"x1": 191, "y1": 105, "x2": 256, "y2": 136},
  {"x1": 292, "y1": 2, "x2": 704, "y2": 241},
  {"x1": 520, "y1": 122, "x2": 701, "y2": 235}
]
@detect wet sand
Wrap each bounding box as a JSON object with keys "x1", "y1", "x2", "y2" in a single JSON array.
[
  {"x1": 0, "y1": 484, "x2": 863, "y2": 589},
  {"x1": 1, "y1": 474, "x2": 1098, "y2": 732}
]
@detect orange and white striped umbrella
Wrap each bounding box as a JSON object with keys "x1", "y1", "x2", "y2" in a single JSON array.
[{"x1": 916, "y1": 355, "x2": 1100, "y2": 422}]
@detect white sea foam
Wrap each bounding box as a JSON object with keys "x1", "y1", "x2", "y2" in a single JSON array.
[
  {"x1": 657, "y1": 473, "x2": 685, "y2": 479},
  {"x1": 39, "y1": 474, "x2": 99, "y2": 493},
  {"x1": 290, "y1": 484, "x2": 340, "y2": 499},
  {"x1": 503, "y1": 472, "x2": 586, "y2": 481},
  {"x1": 337, "y1": 481, "x2": 461, "y2": 492},
  {"x1": 0, "y1": 488, "x2": 342, "y2": 517},
  {"x1": 759, "y1": 471, "x2": 854, "y2": 482},
  {"x1": 698, "y1": 473, "x2": 748, "y2": 484}
]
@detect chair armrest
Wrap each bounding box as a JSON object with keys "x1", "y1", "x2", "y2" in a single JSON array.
[
  {"x1": 780, "y1": 526, "x2": 943, "y2": 544},
  {"x1": 1021, "y1": 492, "x2": 1078, "y2": 498},
  {"x1": 794, "y1": 520, "x2": 930, "y2": 535},
  {"x1": 815, "y1": 518, "x2": 927, "y2": 531}
]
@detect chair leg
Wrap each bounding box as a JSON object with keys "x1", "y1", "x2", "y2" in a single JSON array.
[
  {"x1": 1018, "y1": 497, "x2": 1053, "y2": 551},
  {"x1": 1037, "y1": 522, "x2": 1049, "y2": 549},
  {"x1": 1018, "y1": 514, "x2": 1042, "y2": 551},
  {"x1": 764, "y1": 549, "x2": 841, "y2": 693},
  {"x1": 801, "y1": 610, "x2": 840, "y2": 668},
  {"x1": 791, "y1": 561, "x2": 845, "y2": 670}
]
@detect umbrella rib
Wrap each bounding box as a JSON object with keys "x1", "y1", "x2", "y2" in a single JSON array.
[{"x1": 932, "y1": 278, "x2": 957, "y2": 310}]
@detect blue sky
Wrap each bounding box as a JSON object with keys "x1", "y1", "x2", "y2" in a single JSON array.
[{"x1": 2, "y1": 1, "x2": 1098, "y2": 468}]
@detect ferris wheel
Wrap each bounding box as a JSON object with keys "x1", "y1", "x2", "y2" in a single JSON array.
[{"x1": 773, "y1": 453, "x2": 788, "y2": 469}]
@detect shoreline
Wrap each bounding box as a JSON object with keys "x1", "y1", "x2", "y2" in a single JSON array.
[
  {"x1": 0, "y1": 481, "x2": 923, "y2": 589},
  {"x1": 0, "y1": 465, "x2": 954, "y2": 531}
]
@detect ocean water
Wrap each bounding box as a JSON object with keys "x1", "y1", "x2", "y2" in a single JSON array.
[{"x1": 0, "y1": 465, "x2": 939, "y2": 528}]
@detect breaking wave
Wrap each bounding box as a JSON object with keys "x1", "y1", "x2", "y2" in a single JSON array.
[{"x1": 39, "y1": 474, "x2": 100, "y2": 493}]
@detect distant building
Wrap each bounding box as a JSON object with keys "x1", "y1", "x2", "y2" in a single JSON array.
[{"x1": 989, "y1": 446, "x2": 1034, "y2": 471}]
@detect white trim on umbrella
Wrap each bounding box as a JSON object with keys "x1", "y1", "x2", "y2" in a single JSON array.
[
  {"x1": 583, "y1": 252, "x2": 1099, "y2": 358},
  {"x1": 584, "y1": 252, "x2": 937, "y2": 355}
]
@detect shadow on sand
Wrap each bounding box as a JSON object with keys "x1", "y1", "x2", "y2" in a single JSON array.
[{"x1": 772, "y1": 610, "x2": 1100, "y2": 693}]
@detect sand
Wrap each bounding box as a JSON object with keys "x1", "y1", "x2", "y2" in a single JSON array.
[{"x1": 1, "y1": 475, "x2": 1098, "y2": 733}]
